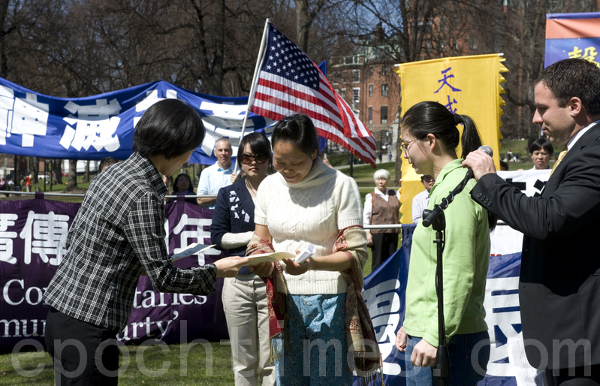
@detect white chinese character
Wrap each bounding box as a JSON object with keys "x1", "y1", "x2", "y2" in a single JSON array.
[
  {"x1": 484, "y1": 276, "x2": 522, "y2": 377},
  {"x1": 19, "y1": 211, "x2": 69, "y2": 266},
  {"x1": 0, "y1": 213, "x2": 18, "y2": 264},
  {"x1": 60, "y1": 99, "x2": 122, "y2": 152},
  {"x1": 132, "y1": 89, "x2": 178, "y2": 129},
  {"x1": 362, "y1": 279, "x2": 402, "y2": 376},
  {"x1": 172, "y1": 213, "x2": 220, "y2": 266},
  {"x1": 0, "y1": 85, "x2": 49, "y2": 147}
]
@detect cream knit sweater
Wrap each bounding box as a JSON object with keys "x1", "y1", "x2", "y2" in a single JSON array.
[{"x1": 254, "y1": 157, "x2": 364, "y2": 295}]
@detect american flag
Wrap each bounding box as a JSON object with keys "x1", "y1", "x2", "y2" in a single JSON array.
[{"x1": 250, "y1": 23, "x2": 377, "y2": 166}]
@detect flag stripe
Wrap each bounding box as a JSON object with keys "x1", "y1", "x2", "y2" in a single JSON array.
[
  {"x1": 249, "y1": 23, "x2": 376, "y2": 166},
  {"x1": 255, "y1": 74, "x2": 344, "y2": 127},
  {"x1": 252, "y1": 99, "x2": 375, "y2": 159}
]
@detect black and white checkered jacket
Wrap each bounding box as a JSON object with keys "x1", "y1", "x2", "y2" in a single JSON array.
[{"x1": 44, "y1": 152, "x2": 216, "y2": 330}]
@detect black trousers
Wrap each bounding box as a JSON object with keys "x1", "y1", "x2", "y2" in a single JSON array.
[
  {"x1": 370, "y1": 232, "x2": 399, "y2": 271},
  {"x1": 45, "y1": 307, "x2": 120, "y2": 386},
  {"x1": 544, "y1": 364, "x2": 600, "y2": 386}
]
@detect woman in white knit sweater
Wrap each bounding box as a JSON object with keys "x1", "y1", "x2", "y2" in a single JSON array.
[{"x1": 249, "y1": 114, "x2": 381, "y2": 385}]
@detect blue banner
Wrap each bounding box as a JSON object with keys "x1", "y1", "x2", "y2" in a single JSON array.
[
  {"x1": 0, "y1": 63, "x2": 328, "y2": 165},
  {"x1": 356, "y1": 225, "x2": 530, "y2": 385},
  {"x1": 545, "y1": 12, "x2": 600, "y2": 68}
]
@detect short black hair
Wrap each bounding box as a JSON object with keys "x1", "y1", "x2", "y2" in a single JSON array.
[
  {"x1": 529, "y1": 138, "x2": 554, "y2": 155},
  {"x1": 271, "y1": 114, "x2": 319, "y2": 156},
  {"x1": 99, "y1": 157, "x2": 118, "y2": 172},
  {"x1": 237, "y1": 132, "x2": 272, "y2": 160},
  {"x1": 133, "y1": 99, "x2": 204, "y2": 159},
  {"x1": 534, "y1": 59, "x2": 600, "y2": 115}
]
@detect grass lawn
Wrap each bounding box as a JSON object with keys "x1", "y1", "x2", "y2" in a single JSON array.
[{"x1": 1, "y1": 343, "x2": 237, "y2": 385}]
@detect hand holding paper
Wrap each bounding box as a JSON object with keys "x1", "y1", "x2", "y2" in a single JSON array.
[{"x1": 215, "y1": 256, "x2": 250, "y2": 277}]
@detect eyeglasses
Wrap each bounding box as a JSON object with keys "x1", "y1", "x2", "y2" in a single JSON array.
[
  {"x1": 401, "y1": 138, "x2": 418, "y2": 153},
  {"x1": 241, "y1": 153, "x2": 270, "y2": 165}
]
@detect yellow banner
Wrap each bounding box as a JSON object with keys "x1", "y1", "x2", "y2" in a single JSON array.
[{"x1": 395, "y1": 54, "x2": 507, "y2": 224}]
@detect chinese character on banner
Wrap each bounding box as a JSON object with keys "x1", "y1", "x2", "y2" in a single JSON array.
[
  {"x1": 0, "y1": 213, "x2": 18, "y2": 264},
  {"x1": 362, "y1": 279, "x2": 403, "y2": 377},
  {"x1": 434, "y1": 67, "x2": 462, "y2": 113},
  {"x1": 171, "y1": 214, "x2": 220, "y2": 266},
  {"x1": 59, "y1": 99, "x2": 122, "y2": 152},
  {"x1": 19, "y1": 211, "x2": 69, "y2": 266},
  {"x1": 0, "y1": 85, "x2": 50, "y2": 147},
  {"x1": 568, "y1": 46, "x2": 600, "y2": 67},
  {"x1": 483, "y1": 276, "x2": 522, "y2": 377}
]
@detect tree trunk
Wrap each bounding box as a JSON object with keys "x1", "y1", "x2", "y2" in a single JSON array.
[
  {"x1": 82, "y1": 160, "x2": 90, "y2": 183},
  {"x1": 13, "y1": 154, "x2": 19, "y2": 189},
  {"x1": 192, "y1": 163, "x2": 202, "y2": 188},
  {"x1": 30, "y1": 157, "x2": 38, "y2": 183},
  {"x1": 53, "y1": 159, "x2": 63, "y2": 185},
  {"x1": 0, "y1": 0, "x2": 9, "y2": 79},
  {"x1": 65, "y1": 160, "x2": 78, "y2": 191},
  {"x1": 295, "y1": 0, "x2": 311, "y2": 52}
]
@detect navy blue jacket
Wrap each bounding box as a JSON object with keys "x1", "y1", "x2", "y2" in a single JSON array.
[{"x1": 210, "y1": 178, "x2": 255, "y2": 257}]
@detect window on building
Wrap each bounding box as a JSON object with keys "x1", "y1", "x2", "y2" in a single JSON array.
[
  {"x1": 425, "y1": 39, "x2": 432, "y2": 50},
  {"x1": 382, "y1": 66, "x2": 388, "y2": 76},
  {"x1": 369, "y1": 67, "x2": 374, "y2": 77},
  {"x1": 332, "y1": 73, "x2": 338, "y2": 85},
  {"x1": 353, "y1": 70, "x2": 360, "y2": 83},
  {"x1": 381, "y1": 83, "x2": 388, "y2": 97},
  {"x1": 469, "y1": 37, "x2": 478, "y2": 50},
  {"x1": 341, "y1": 88, "x2": 346, "y2": 100},
  {"x1": 352, "y1": 88, "x2": 360, "y2": 103},
  {"x1": 368, "y1": 107, "x2": 373, "y2": 124},
  {"x1": 426, "y1": 20, "x2": 433, "y2": 33},
  {"x1": 381, "y1": 106, "x2": 388, "y2": 124},
  {"x1": 441, "y1": 40, "x2": 446, "y2": 50},
  {"x1": 369, "y1": 84, "x2": 373, "y2": 97},
  {"x1": 345, "y1": 56, "x2": 353, "y2": 65}
]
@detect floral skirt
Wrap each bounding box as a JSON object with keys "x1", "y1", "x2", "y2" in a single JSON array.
[{"x1": 273, "y1": 293, "x2": 352, "y2": 386}]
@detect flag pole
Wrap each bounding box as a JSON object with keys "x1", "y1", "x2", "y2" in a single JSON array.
[{"x1": 234, "y1": 18, "x2": 270, "y2": 175}]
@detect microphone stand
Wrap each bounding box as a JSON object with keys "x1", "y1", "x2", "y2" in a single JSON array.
[{"x1": 421, "y1": 170, "x2": 474, "y2": 386}]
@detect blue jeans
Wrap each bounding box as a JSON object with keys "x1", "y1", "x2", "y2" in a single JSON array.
[
  {"x1": 404, "y1": 331, "x2": 490, "y2": 386},
  {"x1": 273, "y1": 293, "x2": 352, "y2": 385}
]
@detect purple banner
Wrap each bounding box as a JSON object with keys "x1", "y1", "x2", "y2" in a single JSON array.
[{"x1": 0, "y1": 195, "x2": 227, "y2": 352}]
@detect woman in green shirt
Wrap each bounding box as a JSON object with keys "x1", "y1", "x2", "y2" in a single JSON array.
[{"x1": 395, "y1": 101, "x2": 494, "y2": 385}]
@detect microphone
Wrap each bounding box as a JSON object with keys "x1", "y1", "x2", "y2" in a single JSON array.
[
  {"x1": 421, "y1": 145, "x2": 493, "y2": 228},
  {"x1": 463, "y1": 145, "x2": 494, "y2": 180}
]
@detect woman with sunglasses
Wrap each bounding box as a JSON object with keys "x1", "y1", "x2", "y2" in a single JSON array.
[
  {"x1": 210, "y1": 132, "x2": 275, "y2": 386},
  {"x1": 394, "y1": 101, "x2": 494, "y2": 385}
]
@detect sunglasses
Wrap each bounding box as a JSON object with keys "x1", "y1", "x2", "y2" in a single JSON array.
[{"x1": 241, "y1": 153, "x2": 270, "y2": 165}]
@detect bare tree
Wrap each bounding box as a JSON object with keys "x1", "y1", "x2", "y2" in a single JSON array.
[{"x1": 472, "y1": 0, "x2": 598, "y2": 141}]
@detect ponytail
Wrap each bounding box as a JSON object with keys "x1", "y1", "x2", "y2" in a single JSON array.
[
  {"x1": 403, "y1": 102, "x2": 496, "y2": 231},
  {"x1": 455, "y1": 113, "x2": 483, "y2": 158}
]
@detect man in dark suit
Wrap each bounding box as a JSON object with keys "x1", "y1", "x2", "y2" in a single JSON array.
[{"x1": 464, "y1": 58, "x2": 600, "y2": 386}]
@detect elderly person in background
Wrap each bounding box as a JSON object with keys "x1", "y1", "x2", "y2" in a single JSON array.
[
  {"x1": 412, "y1": 175, "x2": 435, "y2": 223},
  {"x1": 529, "y1": 138, "x2": 554, "y2": 170},
  {"x1": 363, "y1": 169, "x2": 400, "y2": 271}
]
